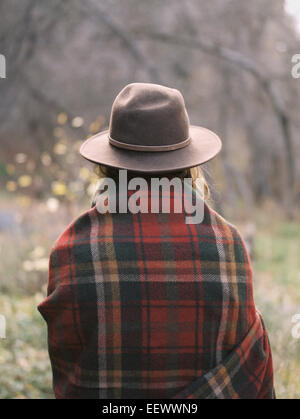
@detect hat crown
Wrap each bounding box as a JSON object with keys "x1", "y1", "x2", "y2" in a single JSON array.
[
  {"x1": 80, "y1": 82, "x2": 222, "y2": 172},
  {"x1": 109, "y1": 83, "x2": 190, "y2": 148}
]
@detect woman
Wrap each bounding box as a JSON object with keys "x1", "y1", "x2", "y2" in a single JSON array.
[{"x1": 38, "y1": 83, "x2": 275, "y2": 399}]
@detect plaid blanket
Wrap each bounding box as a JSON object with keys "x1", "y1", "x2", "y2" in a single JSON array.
[{"x1": 38, "y1": 184, "x2": 274, "y2": 399}]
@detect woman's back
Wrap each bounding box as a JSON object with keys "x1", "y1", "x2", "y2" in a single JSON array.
[{"x1": 38, "y1": 187, "x2": 273, "y2": 399}]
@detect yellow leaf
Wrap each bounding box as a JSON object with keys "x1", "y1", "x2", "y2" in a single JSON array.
[
  {"x1": 53, "y1": 142, "x2": 67, "y2": 155},
  {"x1": 79, "y1": 167, "x2": 91, "y2": 181},
  {"x1": 6, "y1": 181, "x2": 17, "y2": 192},
  {"x1": 18, "y1": 175, "x2": 32, "y2": 188},
  {"x1": 57, "y1": 112, "x2": 68, "y2": 125},
  {"x1": 52, "y1": 181, "x2": 67, "y2": 196}
]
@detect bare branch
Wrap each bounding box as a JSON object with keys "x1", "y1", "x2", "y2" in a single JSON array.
[
  {"x1": 76, "y1": 0, "x2": 161, "y2": 83},
  {"x1": 142, "y1": 32, "x2": 295, "y2": 188}
]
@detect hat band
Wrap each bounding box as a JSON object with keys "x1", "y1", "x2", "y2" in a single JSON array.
[{"x1": 109, "y1": 135, "x2": 191, "y2": 152}]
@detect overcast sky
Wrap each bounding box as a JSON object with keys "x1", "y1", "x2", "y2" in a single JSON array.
[{"x1": 285, "y1": 0, "x2": 300, "y2": 32}]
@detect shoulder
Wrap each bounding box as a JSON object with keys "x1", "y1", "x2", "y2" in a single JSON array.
[
  {"x1": 204, "y1": 203, "x2": 251, "y2": 262},
  {"x1": 206, "y1": 203, "x2": 243, "y2": 239},
  {"x1": 50, "y1": 206, "x2": 100, "y2": 256},
  {"x1": 48, "y1": 207, "x2": 102, "y2": 287}
]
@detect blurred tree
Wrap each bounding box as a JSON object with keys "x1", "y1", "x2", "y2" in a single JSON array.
[{"x1": 0, "y1": 0, "x2": 299, "y2": 212}]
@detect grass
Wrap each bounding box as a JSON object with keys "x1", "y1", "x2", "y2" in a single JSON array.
[
  {"x1": 0, "y1": 196, "x2": 299, "y2": 398},
  {"x1": 0, "y1": 293, "x2": 53, "y2": 398},
  {"x1": 0, "y1": 194, "x2": 85, "y2": 399},
  {"x1": 252, "y1": 215, "x2": 300, "y2": 399}
]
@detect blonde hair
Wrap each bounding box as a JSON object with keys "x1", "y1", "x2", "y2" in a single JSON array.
[
  {"x1": 94, "y1": 165, "x2": 210, "y2": 200},
  {"x1": 190, "y1": 166, "x2": 210, "y2": 200}
]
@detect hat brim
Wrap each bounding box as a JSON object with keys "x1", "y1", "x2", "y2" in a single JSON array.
[{"x1": 80, "y1": 125, "x2": 222, "y2": 173}]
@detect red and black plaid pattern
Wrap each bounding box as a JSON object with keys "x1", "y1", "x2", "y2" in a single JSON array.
[{"x1": 38, "y1": 185, "x2": 274, "y2": 399}]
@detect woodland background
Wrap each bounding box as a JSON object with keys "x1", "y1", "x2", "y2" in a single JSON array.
[{"x1": 0, "y1": 0, "x2": 299, "y2": 398}]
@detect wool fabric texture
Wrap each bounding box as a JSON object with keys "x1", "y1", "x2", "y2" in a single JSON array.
[{"x1": 38, "y1": 185, "x2": 275, "y2": 399}]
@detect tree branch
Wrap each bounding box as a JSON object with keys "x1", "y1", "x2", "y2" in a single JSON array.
[
  {"x1": 77, "y1": 0, "x2": 161, "y2": 83},
  {"x1": 142, "y1": 32, "x2": 295, "y2": 188}
]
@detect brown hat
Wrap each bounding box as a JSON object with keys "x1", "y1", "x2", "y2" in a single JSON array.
[{"x1": 80, "y1": 83, "x2": 221, "y2": 173}]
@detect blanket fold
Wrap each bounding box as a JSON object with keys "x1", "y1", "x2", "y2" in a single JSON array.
[{"x1": 173, "y1": 311, "x2": 275, "y2": 399}]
